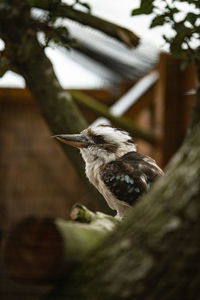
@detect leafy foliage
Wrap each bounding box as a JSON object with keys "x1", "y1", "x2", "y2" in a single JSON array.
[
  {"x1": 132, "y1": 0, "x2": 154, "y2": 16},
  {"x1": 132, "y1": 0, "x2": 200, "y2": 64},
  {"x1": 33, "y1": 0, "x2": 91, "y2": 48}
]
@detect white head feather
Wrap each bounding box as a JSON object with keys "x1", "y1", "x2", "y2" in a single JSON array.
[{"x1": 80, "y1": 124, "x2": 136, "y2": 165}]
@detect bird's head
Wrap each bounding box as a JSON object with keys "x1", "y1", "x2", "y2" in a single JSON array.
[{"x1": 53, "y1": 124, "x2": 136, "y2": 164}]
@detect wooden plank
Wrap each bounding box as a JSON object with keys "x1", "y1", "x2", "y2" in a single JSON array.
[
  {"x1": 155, "y1": 54, "x2": 182, "y2": 166},
  {"x1": 0, "y1": 88, "x2": 33, "y2": 104},
  {"x1": 125, "y1": 84, "x2": 155, "y2": 119},
  {"x1": 0, "y1": 88, "x2": 116, "y2": 105},
  {"x1": 154, "y1": 53, "x2": 196, "y2": 166},
  {"x1": 0, "y1": 100, "x2": 97, "y2": 231}
]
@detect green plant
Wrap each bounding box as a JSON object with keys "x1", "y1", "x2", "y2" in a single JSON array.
[
  {"x1": 132, "y1": 0, "x2": 200, "y2": 64},
  {"x1": 132, "y1": 0, "x2": 200, "y2": 130}
]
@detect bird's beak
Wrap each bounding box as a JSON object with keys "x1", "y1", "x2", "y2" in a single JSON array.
[{"x1": 52, "y1": 134, "x2": 90, "y2": 148}]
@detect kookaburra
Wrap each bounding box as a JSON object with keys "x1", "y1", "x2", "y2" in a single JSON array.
[{"x1": 54, "y1": 124, "x2": 163, "y2": 218}]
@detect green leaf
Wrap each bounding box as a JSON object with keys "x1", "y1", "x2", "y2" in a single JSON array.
[
  {"x1": 164, "y1": 7, "x2": 179, "y2": 20},
  {"x1": 173, "y1": 22, "x2": 192, "y2": 37},
  {"x1": 150, "y1": 15, "x2": 166, "y2": 28},
  {"x1": 132, "y1": 7, "x2": 144, "y2": 16},
  {"x1": 140, "y1": 0, "x2": 153, "y2": 8},
  {"x1": 169, "y1": 36, "x2": 188, "y2": 59},
  {"x1": 163, "y1": 35, "x2": 171, "y2": 44},
  {"x1": 132, "y1": 0, "x2": 154, "y2": 15},
  {"x1": 55, "y1": 26, "x2": 69, "y2": 38},
  {"x1": 170, "y1": 8, "x2": 179, "y2": 15},
  {"x1": 132, "y1": 6, "x2": 152, "y2": 16},
  {"x1": 185, "y1": 12, "x2": 199, "y2": 26},
  {"x1": 44, "y1": 26, "x2": 71, "y2": 48}
]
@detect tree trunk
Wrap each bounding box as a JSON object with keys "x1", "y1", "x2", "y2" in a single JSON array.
[
  {"x1": 0, "y1": 3, "x2": 109, "y2": 211},
  {"x1": 47, "y1": 124, "x2": 200, "y2": 300},
  {"x1": 9, "y1": 35, "x2": 87, "y2": 179},
  {"x1": 4, "y1": 206, "x2": 118, "y2": 281},
  {"x1": 188, "y1": 63, "x2": 200, "y2": 133}
]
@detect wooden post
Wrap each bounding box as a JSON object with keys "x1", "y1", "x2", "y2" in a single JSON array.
[{"x1": 154, "y1": 53, "x2": 196, "y2": 167}]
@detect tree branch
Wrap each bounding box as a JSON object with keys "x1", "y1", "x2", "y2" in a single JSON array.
[
  {"x1": 4, "y1": 205, "x2": 118, "y2": 281},
  {"x1": 30, "y1": 0, "x2": 140, "y2": 47},
  {"x1": 0, "y1": 3, "x2": 109, "y2": 212},
  {"x1": 70, "y1": 91, "x2": 157, "y2": 145}
]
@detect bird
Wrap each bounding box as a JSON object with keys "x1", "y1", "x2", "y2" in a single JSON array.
[{"x1": 53, "y1": 124, "x2": 163, "y2": 218}]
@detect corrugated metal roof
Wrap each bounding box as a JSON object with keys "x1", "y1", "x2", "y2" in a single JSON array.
[{"x1": 64, "y1": 19, "x2": 160, "y2": 84}]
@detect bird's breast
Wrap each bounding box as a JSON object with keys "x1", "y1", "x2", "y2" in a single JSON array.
[
  {"x1": 85, "y1": 162, "x2": 117, "y2": 211},
  {"x1": 85, "y1": 162, "x2": 100, "y2": 187}
]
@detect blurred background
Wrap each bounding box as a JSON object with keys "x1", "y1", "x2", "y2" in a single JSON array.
[
  {"x1": 0, "y1": 0, "x2": 198, "y2": 299},
  {"x1": 0, "y1": 0, "x2": 196, "y2": 226}
]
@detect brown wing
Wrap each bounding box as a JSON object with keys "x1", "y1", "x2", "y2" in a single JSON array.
[{"x1": 100, "y1": 151, "x2": 163, "y2": 206}]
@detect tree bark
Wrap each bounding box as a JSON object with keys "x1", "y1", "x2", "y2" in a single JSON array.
[
  {"x1": 4, "y1": 205, "x2": 118, "y2": 281},
  {"x1": 0, "y1": 2, "x2": 110, "y2": 211},
  {"x1": 188, "y1": 63, "x2": 200, "y2": 134},
  {"x1": 47, "y1": 124, "x2": 200, "y2": 299},
  {"x1": 7, "y1": 34, "x2": 87, "y2": 177}
]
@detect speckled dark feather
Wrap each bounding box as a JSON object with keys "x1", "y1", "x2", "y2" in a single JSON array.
[{"x1": 100, "y1": 151, "x2": 163, "y2": 206}]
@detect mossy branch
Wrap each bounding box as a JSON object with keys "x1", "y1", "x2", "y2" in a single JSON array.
[
  {"x1": 70, "y1": 91, "x2": 157, "y2": 145},
  {"x1": 4, "y1": 205, "x2": 118, "y2": 281}
]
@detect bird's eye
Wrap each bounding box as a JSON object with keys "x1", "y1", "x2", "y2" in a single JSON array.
[{"x1": 92, "y1": 135, "x2": 105, "y2": 144}]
